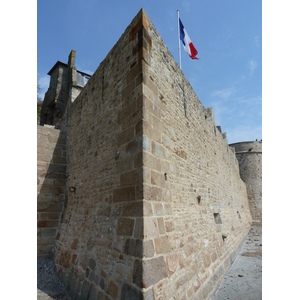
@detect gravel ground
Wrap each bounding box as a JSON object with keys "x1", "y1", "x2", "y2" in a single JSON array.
[
  {"x1": 37, "y1": 225, "x2": 261, "y2": 300},
  {"x1": 37, "y1": 257, "x2": 71, "y2": 300}
]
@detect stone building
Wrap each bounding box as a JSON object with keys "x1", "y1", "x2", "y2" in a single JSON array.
[
  {"x1": 39, "y1": 50, "x2": 91, "y2": 129},
  {"x1": 37, "y1": 9, "x2": 261, "y2": 300}
]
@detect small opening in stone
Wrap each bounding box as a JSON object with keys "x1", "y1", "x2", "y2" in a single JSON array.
[
  {"x1": 237, "y1": 211, "x2": 241, "y2": 219},
  {"x1": 222, "y1": 235, "x2": 227, "y2": 243},
  {"x1": 214, "y1": 213, "x2": 222, "y2": 224},
  {"x1": 197, "y1": 196, "x2": 201, "y2": 205},
  {"x1": 164, "y1": 173, "x2": 167, "y2": 180}
]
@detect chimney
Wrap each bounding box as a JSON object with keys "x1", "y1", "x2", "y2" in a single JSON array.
[{"x1": 68, "y1": 50, "x2": 76, "y2": 68}]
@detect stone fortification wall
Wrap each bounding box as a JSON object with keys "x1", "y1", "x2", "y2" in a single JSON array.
[
  {"x1": 37, "y1": 125, "x2": 67, "y2": 257},
  {"x1": 53, "y1": 10, "x2": 147, "y2": 299},
  {"x1": 230, "y1": 141, "x2": 262, "y2": 223},
  {"x1": 137, "y1": 12, "x2": 252, "y2": 300},
  {"x1": 53, "y1": 9, "x2": 252, "y2": 299}
]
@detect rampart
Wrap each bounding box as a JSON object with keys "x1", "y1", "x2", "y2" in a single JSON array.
[
  {"x1": 43, "y1": 9, "x2": 253, "y2": 299},
  {"x1": 37, "y1": 125, "x2": 67, "y2": 257},
  {"x1": 230, "y1": 141, "x2": 262, "y2": 223}
]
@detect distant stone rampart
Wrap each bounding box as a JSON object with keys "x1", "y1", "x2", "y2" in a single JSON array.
[{"x1": 230, "y1": 141, "x2": 262, "y2": 223}]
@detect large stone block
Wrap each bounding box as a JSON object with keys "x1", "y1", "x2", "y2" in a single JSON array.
[
  {"x1": 154, "y1": 236, "x2": 172, "y2": 254},
  {"x1": 120, "y1": 169, "x2": 143, "y2": 186},
  {"x1": 107, "y1": 280, "x2": 119, "y2": 299},
  {"x1": 133, "y1": 256, "x2": 168, "y2": 289},
  {"x1": 113, "y1": 187, "x2": 136, "y2": 202},
  {"x1": 143, "y1": 217, "x2": 159, "y2": 239},
  {"x1": 117, "y1": 218, "x2": 135, "y2": 236},
  {"x1": 121, "y1": 283, "x2": 143, "y2": 300},
  {"x1": 124, "y1": 238, "x2": 143, "y2": 258}
]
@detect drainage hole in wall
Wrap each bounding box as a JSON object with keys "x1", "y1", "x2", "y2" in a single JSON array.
[
  {"x1": 213, "y1": 213, "x2": 222, "y2": 224},
  {"x1": 197, "y1": 196, "x2": 201, "y2": 205}
]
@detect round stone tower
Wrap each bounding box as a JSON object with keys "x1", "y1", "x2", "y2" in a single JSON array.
[{"x1": 230, "y1": 140, "x2": 262, "y2": 224}]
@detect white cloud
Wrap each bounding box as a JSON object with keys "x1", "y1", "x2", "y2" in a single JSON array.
[
  {"x1": 247, "y1": 59, "x2": 257, "y2": 76},
  {"x1": 237, "y1": 95, "x2": 262, "y2": 107},
  {"x1": 209, "y1": 90, "x2": 262, "y2": 144},
  {"x1": 211, "y1": 87, "x2": 235, "y2": 99},
  {"x1": 37, "y1": 75, "x2": 50, "y2": 100}
]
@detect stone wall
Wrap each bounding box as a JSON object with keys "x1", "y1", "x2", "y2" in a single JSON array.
[
  {"x1": 137, "y1": 11, "x2": 252, "y2": 299},
  {"x1": 53, "y1": 10, "x2": 147, "y2": 299},
  {"x1": 37, "y1": 125, "x2": 67, "y2": 257},
  {"x1": 230, "y1": 141, "x2": 262, "y2": 223},
  {"x1": 52, "y1": 9, "x2": 252, "y2": 299}
]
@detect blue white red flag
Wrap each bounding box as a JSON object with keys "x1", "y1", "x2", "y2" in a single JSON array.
[{"x1": 179, "y1": 18, "x2": 199, "y2": 60}]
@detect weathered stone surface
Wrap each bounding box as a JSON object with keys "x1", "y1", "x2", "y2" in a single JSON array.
[
  {"x1": 80, "y1": 279, "x2": 91, "y2": 300},
  {"x1": 105, "y1": 280, "x2": 118, "y2": 299},
  {"x1": 142, "y1": 256, "x2": 168, "y2": 288},
  {"x1": 58, "y1": 251, "x2": 71, "y2": 268},
  {"x1": 154, "y1": 236, "x2": 172, "y2": 254},
  {"x1": 143, "y1": 239, "x2": 155, "y2": 258},
  {"x1": 37, "y1": 126, "x2": 66, "y2": 257},
  {"x1": 117, "y1": 218, "x2": 135, "y2": 236},
  {"x1": 89, "y1": 258, "x2": 96, "y2": 271},
  {"x1": 121, "y1": 283, "x2": 143, "y2": 300},
  {"x1": 42, "y1": 8, "x2": 256, "y2": 300},
  {"x1": 120, "y1": 169, "x2": 143, "y2": 186},
  {"x1": 166, "y1": 253, "x2": 180, "y2": 275},
  {"x1": 133, "y1": 256, "x2": 168, "y2": 289},
  {"x1": 113, "y1": 187, "x2": 136, "y2": 202},
  {"x1": 143, "y1": 217, "x2": 159, "y2": 239},
  {"x1": 124, "y1": 238, "x2": 143, "y2": 258}
]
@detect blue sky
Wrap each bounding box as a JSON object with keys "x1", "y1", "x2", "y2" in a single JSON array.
[{"x1": 37, "y1": 0, "x2": 262, "y2": 144}]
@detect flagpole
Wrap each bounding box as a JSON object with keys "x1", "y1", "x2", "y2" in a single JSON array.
[{"x1": 177, "y1": 10, "x2": 181, "y2": 69}]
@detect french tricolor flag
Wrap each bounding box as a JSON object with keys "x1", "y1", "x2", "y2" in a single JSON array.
[{"x1": 179, "y1": 18, "x2": 199, "y2": 60}]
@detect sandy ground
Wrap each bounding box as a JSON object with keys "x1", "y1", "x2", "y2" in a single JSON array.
[
  {"x1": 212, "y1": 224, "x2": 262, "y2": 300},
  {"x1": 37, "y1": 225, "x2": 261, "y2": 300}
]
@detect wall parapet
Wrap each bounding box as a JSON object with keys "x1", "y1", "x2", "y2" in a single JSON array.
[{"x1": 230, "y1": 140, "x2": 262, "y2": 153}]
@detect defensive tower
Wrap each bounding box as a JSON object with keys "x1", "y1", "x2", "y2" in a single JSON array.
[{"x1": 230, "y1": 141, "x2": 262, "y2": 224}]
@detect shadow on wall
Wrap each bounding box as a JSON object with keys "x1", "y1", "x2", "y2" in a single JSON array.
[
  {"x1": 37, "y1": 125, "x2": 70, "y2": 297},
  {"x1": 37, "y1": 125, "x2": 67, "y2": 258}
]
